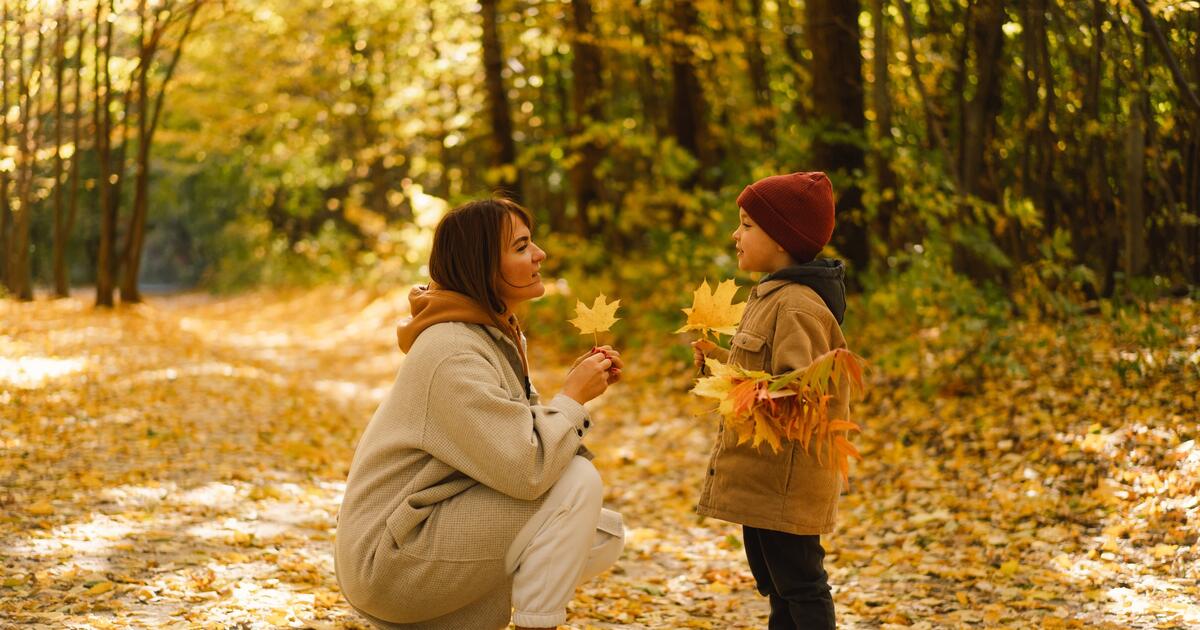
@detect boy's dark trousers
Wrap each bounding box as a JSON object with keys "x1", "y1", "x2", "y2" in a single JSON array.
[{"x1": 743, "y1": 526, "x2": 835, "y2": 629}]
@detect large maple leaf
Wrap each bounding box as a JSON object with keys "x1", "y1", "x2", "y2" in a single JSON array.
[
  {"x1": 676, "y1": 279, "x2": 746, "y2": 339},
  {"x1": 570, "y1": 294, "x2": 621, "y2": 344}
]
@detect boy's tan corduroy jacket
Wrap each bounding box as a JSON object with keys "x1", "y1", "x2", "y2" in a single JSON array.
[
  {"x1": 696, "y1": 279, "x2": 851, "y2": 535},
  {"x1": 335, "y1": 322, "x2": 592, "y2": 629}
]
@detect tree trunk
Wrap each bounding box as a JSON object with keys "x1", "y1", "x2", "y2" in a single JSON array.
[
  {"x1": 667, "y1": 0, "x2": 709, "y2": 211},
  {"x1": 569, "y1": 0, "x2": 603, "y2": 236},
  {"x1": 10, "y1": 5, "x2": 45, "y2": 301},
  {"x1": 777, "y1": 0, "x2": 811, "y2": 121},
  {"x1": 897, "y1": 2, "x2": 952, "y2": 171},
  {"x1": 1081, "y1": 0, "x2": 1117, "y2": 292},
  {"x1": 1130, "y1": 0, "x2": 1200, "y2": 281},
  {"x1": 630, "y1": 0, "x2": 663, "y2": 136},
  {"x1": 744, "y1": 0, "x2": 774, "y2": 148},
  {"x1": 120, "y1": 0, "x2": 202, "y2": 304},
  {"x1": 961, "y1": 0, "x2": 1004, "y2": 201},
  {"x1": 0, "y1": 0, "x2": 12, "y2": 291},
  {"x1": 479, "y1": 0, "x2": 523, "y2": 203},
  {"x1": 52, "y1": 2, "x2": 69, "y2": 297},
  {"x1": 94, "y1": 0, "x2": 116, "y2": 307},
  {"x1": 871, "y1": 0, "x2": 899, "y2": 248},
  {"x1": 1033, "y1": 0, "x2": 1056, "y2": 230},
  {"x1": 58, "y1": 3, "x2": 86, "y2": 298},
  {"x1": 120, "y1": 0, "x2": 152, "y2": 304},
  {"x1": 1124, "y1": 96, "x2": 1147, "y2": 278},
  {"x1": 805, "y1": 0, "x2": 869, "y2": 272}
]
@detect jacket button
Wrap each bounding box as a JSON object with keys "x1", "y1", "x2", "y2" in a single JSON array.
[
  {"x1": 577, "y1": 428, "x2": 584, "y2": 437},
  {"x1": 583, "y1": 419, "x2": 590, "y2": 428}
]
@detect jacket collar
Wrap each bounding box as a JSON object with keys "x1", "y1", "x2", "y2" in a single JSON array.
[{"x1": 752, "y1": 259, "x2": 848, "y2": 324}]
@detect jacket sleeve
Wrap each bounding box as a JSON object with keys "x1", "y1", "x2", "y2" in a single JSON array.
[
  {"x1": 422, "y1": 350, "x2": 592, "y2": 501},
  {"x1": 772, "y1": 306, "x2": 852, "y2": 422}
]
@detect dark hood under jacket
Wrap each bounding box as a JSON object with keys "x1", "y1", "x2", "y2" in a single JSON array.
[{"x1": 763, "y1": 259, "x2": 847, "y2": 324}]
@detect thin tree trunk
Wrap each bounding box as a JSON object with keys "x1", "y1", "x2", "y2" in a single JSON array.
[
  {"x1": 52, "y1": 2, "x2": 69, "y2": 297},
  {"x1": 95, "y1": 0, "x2": 116, "y2": 307},
  {"x1": 120, "y1": 0, "x2": 152, "y2": 303},
  {"x1": 0, "y1": 0, "x2": 12, "y2": 290},
  {"x1": 121, "y1": 0, "x2": 202, "y2": 303},
  {"x1": 953, "y1": 0, "x2": 973, "y2": 188},
  {"x1": 1019, "y1": 0, "x2": 1036, "y2": 200},
  {"x1": 1034, "y1": 0, "x2": 1056, "y2": 229},
  {"x1": 59, "y1": 3, "x2": 86, "y2": 297},
  {"x1": 479, "y1": 0, "x2": 523, "y2": 203},
  {"x1": 805, "y1": 0, "x2": 869, "y2": 272},
  {"x1": 11, "y1": 4, "x2": 46, "y2": 301},
  {"x1": 1083, "y1": 0, "x2": 1117, "y2": 291},
  {"x1": 630, "y1": 0, "x2": 663, "y2": 136},
  {"x1": 745, "y1": 0, "x2": 774, "y2": 148},
  {"x1": 897, "y1": 1, "x2": 953, "y2": 176},
  {"x1": 1130, "y1": 0, "x2": 1200, "y2": 281},
  {"x1": 1124, "y1": 95, "x2": 1147, "y2": 278},
  {"x1": 871, "y1": 0, "x2": 898, "y2": 247},
  {"x1": 961, "y1": 0, "x2": 1004, "y2": 201},
  {"x1": 777, "y1": 0, "x2": 810, "y2": 121},
  {"x1": 668, "y1": 0, "x2": 708, "y2": 201},
  {"x1": 569, "y1": 0, "x2": 603, "y2": 236}
]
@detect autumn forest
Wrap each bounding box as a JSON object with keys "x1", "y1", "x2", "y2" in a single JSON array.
[{"x1": 2, "y1": 0, "x2": 1198, "y2": 627}]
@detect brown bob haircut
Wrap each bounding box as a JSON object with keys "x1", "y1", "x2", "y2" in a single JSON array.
[{"x1": 428, "y1": 197, "x2": 534, "y2": 316}]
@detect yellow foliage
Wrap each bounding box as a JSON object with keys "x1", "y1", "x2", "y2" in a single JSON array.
[
  {"x1": 692, "y1": 349, "x2": 866, "y2": 482},
  {"x1": 676, "y1": 279, "x2": 745, "y2": 339}
]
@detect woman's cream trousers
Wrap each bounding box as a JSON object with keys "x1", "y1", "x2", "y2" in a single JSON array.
[{"x1": 504, "y1": 456, "x2": 625, "y2": 627}]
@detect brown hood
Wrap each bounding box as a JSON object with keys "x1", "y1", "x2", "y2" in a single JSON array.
[{"x1": 396, "y1": 282, "x2": 528, "y2": 376}]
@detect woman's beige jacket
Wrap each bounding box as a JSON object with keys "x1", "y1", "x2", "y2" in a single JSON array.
[{"x1": 335, "y1": 320, "x2": 591, "y2": 628}]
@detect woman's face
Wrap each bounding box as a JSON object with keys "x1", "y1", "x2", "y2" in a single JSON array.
[{"x1": 497, "y1": 212, "x2": 546, "y2": 306}]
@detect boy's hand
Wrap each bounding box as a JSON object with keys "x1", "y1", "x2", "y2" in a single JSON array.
[{"x1": 691, "y1": 339, "x2": 717, "y2": 372}]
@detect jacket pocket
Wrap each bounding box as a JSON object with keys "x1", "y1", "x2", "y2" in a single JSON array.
[{"x1": 730, "y1": 330, "x2": 769, "y2": 371}]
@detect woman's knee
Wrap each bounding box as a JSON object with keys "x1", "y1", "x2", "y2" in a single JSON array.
[{"x1": 556, "y1": 456, "x2": 603, "y2": 511}]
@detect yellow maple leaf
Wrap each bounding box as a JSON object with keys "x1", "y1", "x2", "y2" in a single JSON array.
[
  {"x1": 569, "y1": 294, "x2": 621, "y2": 344},
  {"x1": 676, "y1": 279, "x2": 745, "y2": 339}
]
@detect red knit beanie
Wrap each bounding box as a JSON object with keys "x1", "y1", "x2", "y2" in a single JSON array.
[{"x1": 736, "y1": 171, "x2": 835, "y2": 263}]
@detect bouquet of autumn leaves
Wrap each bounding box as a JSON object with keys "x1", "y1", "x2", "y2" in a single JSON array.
[{"x1": 679, "y1": 280, "x2": 866, "y2": 482}]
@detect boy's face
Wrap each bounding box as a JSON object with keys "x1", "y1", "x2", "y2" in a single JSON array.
[{"x1": 732, "y1": 208, "x2": 794, "y2": 273}]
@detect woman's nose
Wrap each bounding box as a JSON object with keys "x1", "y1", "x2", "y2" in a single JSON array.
[{"x1": 533, "y1": 244, "x2": 547, "y2": 262}]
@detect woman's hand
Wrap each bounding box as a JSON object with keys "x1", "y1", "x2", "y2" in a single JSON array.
[
  {"x1": 692, "y1": 339, "x2": 717, "y2": 372},
  {"x1": 573, "y1": 345, "x2": 623, "y2": 382},
  {"x1": 563, "y1": 346, "x2": 623, "y2": 404}
]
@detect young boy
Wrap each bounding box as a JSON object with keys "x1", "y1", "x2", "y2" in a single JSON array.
[{"x1": 693, "y1": 171, "x2": 851, "y2": 630}]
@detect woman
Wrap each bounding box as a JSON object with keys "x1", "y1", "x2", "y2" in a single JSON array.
[{"x1": 335, "y1": 198, "x2": 625, "y2": 629}]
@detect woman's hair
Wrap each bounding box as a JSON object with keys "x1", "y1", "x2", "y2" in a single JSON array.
[{"x1": 428, "y1": 197, "x2": 534, "y2": 315}]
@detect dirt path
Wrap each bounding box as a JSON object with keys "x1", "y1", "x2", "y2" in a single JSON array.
[{"x1": 2, "y1": 290, "x2": 1196, "y2": 628}]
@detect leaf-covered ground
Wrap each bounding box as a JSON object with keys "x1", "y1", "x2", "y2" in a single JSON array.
[{"x1": 1, "y1": 289, "x2": 1197, "y2": 628}]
